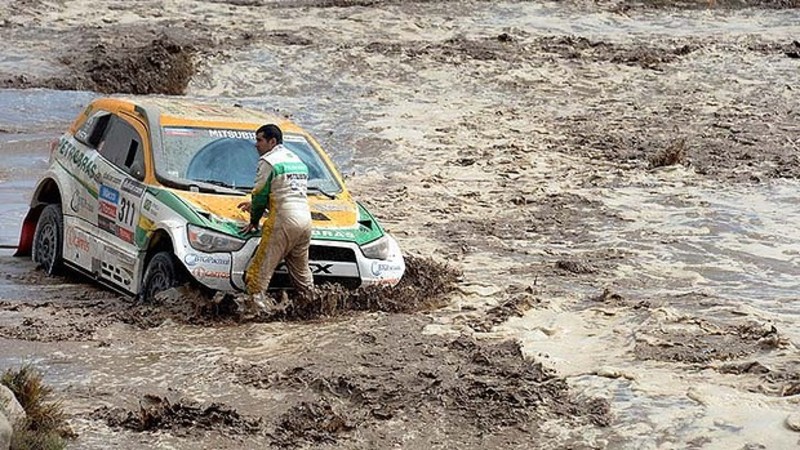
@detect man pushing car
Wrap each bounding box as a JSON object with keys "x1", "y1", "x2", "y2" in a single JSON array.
[{"x1": 238, "y1": 124, "x2": 314, "y2": 314}]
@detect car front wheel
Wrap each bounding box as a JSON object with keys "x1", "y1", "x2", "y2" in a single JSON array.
[
  {"x1": 142, "y1": 251, "x2": 183, "y2": 302},
  {"x1": 32, "y1": 204, "x2": 64, "y2": 275}
]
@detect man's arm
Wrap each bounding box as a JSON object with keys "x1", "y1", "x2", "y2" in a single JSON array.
[{"x1": 250, "y1": 160, "x2": 272, "y2": 226}]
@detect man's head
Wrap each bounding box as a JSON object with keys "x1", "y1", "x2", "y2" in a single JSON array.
[{"x1": 255, "y1": 124, "x2": 283, "y2": 155}]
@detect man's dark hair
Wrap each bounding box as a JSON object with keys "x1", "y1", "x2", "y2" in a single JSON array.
[{"x1": 257, "y1": 124, "x2": 283, "y2": 144}]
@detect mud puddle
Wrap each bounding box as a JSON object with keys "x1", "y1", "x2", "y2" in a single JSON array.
[
  {"x1": 0, "y1": 261, "x2": 610, "y2": 448},
  {"x1": 0, "y1": 254, "x2": 459, "y2": 341}
]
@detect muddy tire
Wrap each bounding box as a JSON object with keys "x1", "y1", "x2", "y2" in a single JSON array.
[
  {"x1": 32, "y1": 204, "x2": 64, "y2": 275},
  {"x1": 142, "y1": 251, "x2": 183, "y2": 302}
]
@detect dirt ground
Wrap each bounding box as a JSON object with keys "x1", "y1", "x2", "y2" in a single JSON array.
[{"x1": 1, "y1": 0, "x2": 800, "y2": 448}]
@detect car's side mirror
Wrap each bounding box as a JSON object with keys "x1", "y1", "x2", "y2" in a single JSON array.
[{"x1": 130, "y1": 162, "x2": 145, "y2": 181}]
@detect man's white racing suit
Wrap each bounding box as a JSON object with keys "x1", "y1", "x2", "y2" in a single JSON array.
[{"x1": 245, "y1": 144, "x2": 314, "y2": 296}]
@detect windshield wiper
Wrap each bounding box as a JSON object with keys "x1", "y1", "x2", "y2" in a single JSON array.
[
  {"x1": 187, "y1": 179, "x2": 246, "y2": 195},
  {"x1": 308, "y1": 186, "x2": 336, "y2": 199},
  {"x1": 192, "y1": 178, "x2": 233, "y2": 188}
]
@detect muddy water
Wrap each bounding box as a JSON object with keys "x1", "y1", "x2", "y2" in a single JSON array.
[
  {"x1": 2, "y1": 0, "x2": 800, "y2": 448},
  {"x1": 497, "y1": 169, "x2": 800, "y2": 448}
]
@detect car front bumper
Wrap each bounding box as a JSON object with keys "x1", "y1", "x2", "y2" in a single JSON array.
[{"x1": 175, "y1": 232, "x2": 405, "y2": 292}]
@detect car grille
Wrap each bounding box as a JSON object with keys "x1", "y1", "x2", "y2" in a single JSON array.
[
  {"x1": 309, "y1": 245, "x2": 357, "y2": 262},
  {"x1": 270, "y1": 274, "x2": 361, "y2": 290},
  {"x1": 268, "y1": 244, "x2": 361, "y2": 290}
]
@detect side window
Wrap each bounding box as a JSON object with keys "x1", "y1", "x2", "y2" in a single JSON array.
[
  {"x1": 99, "y1": 116, "x2": 145, "y2": 180},
  {"x1": 75, "y1": 111, "x2": 111, "y2": 149}
]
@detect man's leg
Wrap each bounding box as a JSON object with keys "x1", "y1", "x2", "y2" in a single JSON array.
[
  {"x1": 245, "y1": 217, "x2": 276, "y2": 295},
  {"x1": 284, "y1": 220, "x2": 314, "y2": 297},
  {"x1": 245, "y1": 217, "x2": 289, "y2": 296}
]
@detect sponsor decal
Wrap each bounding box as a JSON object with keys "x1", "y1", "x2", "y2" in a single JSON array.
[
  {"x1": 143, "y1": 198, "x2": 161, "y2": 216},
  {"x1": 312, "y1": 204, "x2": 349, "y2": 212},
  {"x1": 98, "y1": 215, "x2": 117, "y2": 234},
  {"x1": 207, "y1": 129, "x2": 256, "y2": 140},
  {"x1": 99, "y1": 202, "x2": 117, "y2": 218},
  {"x1": 184, "y1": 254, "x2": 232, "y2": 267},
  {"x1": 192, "y1": 267, "x2": 229, "y2": 279},
  {"x1": 312, "y1": 229, "x2": 356, "y2": 240},
  {"x1": 57, "y1": 138, "x2": 98, "y2": 180},
  {"x1": 276, "y1": 262, "x2": 334, "y2": 274},
  {"x1": 103, "y1": 245, "x2": 137, "y2": 267},
  {"x1": 101, "y1": 172, "x2": 124, "y2": 186},
  {"x1": 370, "y1": 261, "x2": 403, "y2": 277},
  {"x1": 311, "y1": 263, "x2": 334, "y2": 274},
  {"x1": 69, "y1": 191, "x2": 94, "y2": 214},
  {"x1": 99, "y1": 185, "x2": 120, "y2": 204},
  {"x1": 117, "y1": 228, "x2": 134, "y2": 243},
  {"x1": 164, "y1": 128, "x2": 198, "y2": 137},
  {"x1": 289, "y1": 180, "x2": 303, "y2": 192},
  {"x1": 66, "y1": 227, "x2": 90, "y2": 253},
  {"x1": 121, "y1": 178, "x2": 145, "y2": 197}
]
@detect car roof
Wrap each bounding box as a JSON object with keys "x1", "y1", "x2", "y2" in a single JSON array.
[{"x1": 90, "y1": 96, "x2": 305, "y2": 133}]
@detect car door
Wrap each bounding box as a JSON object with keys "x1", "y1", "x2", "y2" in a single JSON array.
[
  {"x1": 92, "y1": 113, "x2": 148, "y2": 292},
  {"x1": 58, "y1": 110, "x2": 107, "y2": 273}
]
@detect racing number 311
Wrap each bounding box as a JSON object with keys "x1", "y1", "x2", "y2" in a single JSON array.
[{"x1": 118, "y1": 197, "x2": 135, "y2": 226}]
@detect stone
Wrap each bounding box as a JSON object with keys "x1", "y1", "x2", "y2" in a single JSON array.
[
  {"x1": 0, "y1": 385, "x2": 25, "y2": 428},
  {"x1": 0, "y1": 412, "x2": 10, "y2": 450},
  {"x1": 786, "y1": 413, "x2": 800, "y2": 432}
]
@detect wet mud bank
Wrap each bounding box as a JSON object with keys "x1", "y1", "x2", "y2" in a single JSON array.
[
  {"x1": 230, "y1": 315, "x2": 610, "y2": 447},
  {"x1": 0, "y1": 257, "x2": 609, "y2": 447},
  {"x1": 92, "y1": 394, "x2": 262, "y2": 437},
  {"x1": 0, "y1": 255, "x2": 459, "y2": 339},
  {"x1": 2, "y1": 32, "x2": 198, "y2": 95}
]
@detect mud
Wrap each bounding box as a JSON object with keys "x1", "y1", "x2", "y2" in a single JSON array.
[
  {"x1": 92, "y1": 394, "x2": 262, "y2": 436},
  {"x1": 278, "y1": 254, "x2": 461, "y2": 320},
  {"x1": 0, "y1": 255, "x2": 459, "y2": 342},
  {"x1": 635, "y1": 318, "x2": 784, "y2": 364},
  {"x1": 588, "y1": 288, "x2": 652, "y2": 310},
  {"x1": 717, "y1": 361, "x2": 800, "y2": 397},
  {"x1": 467, "y1": 285, "x2": 542, "y2": 332},
  {"x1": 2, "y1": 0, "x2": 800, "y2": 448},
  {"x1": 232, "y1": 315, "x2": 610, "y2": 447},
  {"x1": 435, "y1": 193, "x2": 623, "y2": 255},
  {"x1": 2, "y1": 32, "x2": 197, "y2": 95},
  {"x1": 608, "y1": 0, "x2": 800, "y2": 11}
]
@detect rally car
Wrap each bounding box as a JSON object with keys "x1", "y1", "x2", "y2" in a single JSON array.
[{"x1": 16, "y1": 97, "x2": 405, "y2": 300}]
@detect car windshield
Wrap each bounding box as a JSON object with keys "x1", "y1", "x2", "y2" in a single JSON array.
[{"x1": 156, "y1": 127, "x2": 342, "y2": 194}]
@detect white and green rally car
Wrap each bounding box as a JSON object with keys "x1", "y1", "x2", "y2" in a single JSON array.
[{"x1": 16, "y1": 97, "x2": 405, "y2": 299}]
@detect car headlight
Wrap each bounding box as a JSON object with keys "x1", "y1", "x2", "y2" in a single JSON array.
[
  {"x1": 361, "y1": 236, "x2": 391, "y2": 260},
  {"x1": 187, "y1": 224, "x2": 245, "y2": 252}
]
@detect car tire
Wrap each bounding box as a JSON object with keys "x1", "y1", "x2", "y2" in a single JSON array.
[
  {"x1": 32, "y1": 204, "x2": 64, "y2": 275},
  {"x1": 142, "y1": 251, "x2": 183, "y2": 302}
]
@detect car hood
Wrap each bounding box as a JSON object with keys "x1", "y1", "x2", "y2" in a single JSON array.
[{"x1": 166, "y1": 189, "x2": 385, "y2": 245}]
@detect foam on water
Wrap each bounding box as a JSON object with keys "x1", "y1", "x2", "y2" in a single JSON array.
[
  {"x1": 479, "y1": 2, "x2": 800, "y2": 38},
  {"x1": 600, "y1": 174, "x2": 800, "y2": 308}
]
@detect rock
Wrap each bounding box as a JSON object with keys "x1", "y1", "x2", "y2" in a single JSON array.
[
  {"x1": 0, "y1": 412, "x2": 10, "y2": 450},
  {"x1": 786, "y1": 413, "x2": 800, "y2": 432},
  {"x1": 0, "y1": 385, "x2": 25, "y2": 428}
]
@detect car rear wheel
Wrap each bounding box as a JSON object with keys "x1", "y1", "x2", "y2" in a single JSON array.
[
  {"x1": 32, "y1": 204, "x2": 63, "y2": 275},
  {"x1": 142, "y1": 251, "x2": 183, "y2": 301}
]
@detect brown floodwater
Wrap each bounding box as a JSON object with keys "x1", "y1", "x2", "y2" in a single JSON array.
[{"x1": 1, "y1": 0, "x2": 800, "y2": 448}]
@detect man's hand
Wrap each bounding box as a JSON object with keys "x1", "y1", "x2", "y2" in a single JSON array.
[
  {"x1": 240, "y1": 222, "x2": 258, "y2": 234},
  {"x1": 237, "y1": 201, "x2": 251, "y2": 212}
]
